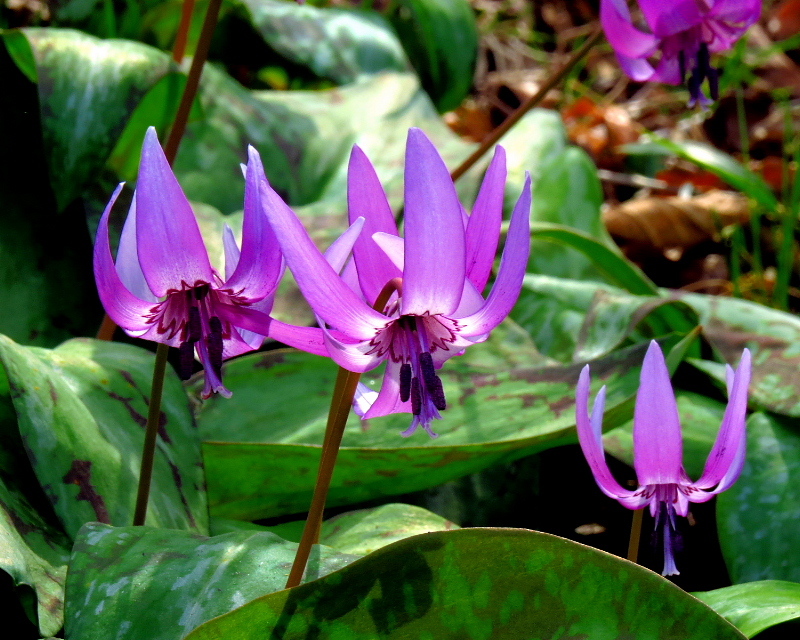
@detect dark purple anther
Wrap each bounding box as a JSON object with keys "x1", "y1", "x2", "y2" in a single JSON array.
[
  {"x1": 178, "y1": 341, "x2": 195, "y2": 380},
  {"x1": 419, "y1": 351, "x2": 446, "y2": 410},
  {"x1": 187, "y1": 306, "x2": 202, "y2": 343},
  {"x1": 410, "y1": 378, "x2": 421, "y2": 416},
  {"x1": 399, "y1": 363, "x2": 412, "y2": 402},
  {"x1": 208, "y1": 316, "x2": 224, "y2": 378}
]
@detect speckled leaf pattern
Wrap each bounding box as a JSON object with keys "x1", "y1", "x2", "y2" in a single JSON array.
[
  {"x1": 0, "y1": 336, "x2": 207, "y2": 537},
  {"x1": 717, "y1": 412, "x2": 800, "y2": 583},
  {"x1": 513, "y1": 275, "x2": 697, "y2": 363},
  {"x1": 195, "y1": 336, "x2": 650, "y2": 521},
  {"x1": 240, "y1": 0, "x2": 408, "y2": 84},
  {"x1": 183, "y1": 528, "x2": 746, "y2": 640},
  {"x1": 694, "y1": 580, "x2": 800, "y2": 638},
  {"x1": 22, "y1": 28, "x2": 174, "y2": 211},
  {"x1": 65, "y1": 523, "x2": 360, "y2": 640},
  {"x1": 677, "y1": 292, "x2": 800, "y2": 417}
]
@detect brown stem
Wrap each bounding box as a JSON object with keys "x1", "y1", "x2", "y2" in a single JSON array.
[
  {"x1": 627, "y1": 508, "x2": 644, "y2": 563},
  {"x1": 450, "y1": 25, "x2": 604, "y2": 182},
  {"x1": 132, "y1": 342, "x2": 170, "y2": 526},
  {"x1": 172, "y1": 0, "x2": 197, "y2": 63},
  {"x1": 285, "y1": 278, "x2": 403, "y2": 589}
]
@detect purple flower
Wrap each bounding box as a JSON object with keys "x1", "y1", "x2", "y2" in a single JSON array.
[
  {"x1": 576, "y1": 340, "x2": 751, "y2": 575},
  {"x1": 94, "y1": 128, "x2": 292, "y2": 398},
  {"x1": 259, "y1": 128, "x2": 532, "y2": 437},
  {"x1": 601, "y1": 0, "x2": 761, "y2": 106}
]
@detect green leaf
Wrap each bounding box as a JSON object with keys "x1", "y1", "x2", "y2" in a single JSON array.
[
  {"x1": 387, "y1": 0, "x2": 478, "y2": 112},
  {"x1": 694, "y1": 580, "x2": 800, "y2": 638},
  {"x1": 64, "y1": 523, "x2": 359, "y2": 640},
  {"x1": 0, "y1": 336, "x2": 208, "y2": 537},
  {"x1": 196, "y1": 335, "x2": 652, "y2": 521},
  {"x1": 717, "y1": 412, "x2": 800, "y2": 583},
  {"x1": 603, "y1": 391, "x2": 726, "y2": 479},
  {"x1": 22, "y1": 28, "x2": 174, "y2": 211},
  {"x1": 512, "y1": 275, "x2": 697, "y2": 363},
  {"x1": 239, "y1": 0, "x2": 408, "y2": 83},
  {"x1": 623, "y1": 139, "x2": 778, "y2": 210},
  {"x1": 679, "y1": 292, "x2": 800, "y2": 417},
  {"x1": 2, "y1": 31, "x2": 38, "y2": 83},
  {"x1": 184, "y1": 528, "x2": 746, "y2": 640}
]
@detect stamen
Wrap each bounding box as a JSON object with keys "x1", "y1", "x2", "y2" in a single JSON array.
[
  {"x1": 419, "y1": 351, "x2": 446, "y2": 410},
  {"x1": 678, "y1": 50, "x2": 686, "y2": 83},
  {"x1": 208, "y1": 316, "x2": 224, "y2": 378},
  {"x1": 178, "y1": 341, "x2": 196, "y2": 380},
  {"x1": 399, "y1": 363, "x2": 412, "y2": 402},
  {"x1": 410, "y1": 378, "x2": 421, "y2": 416},
  {"x1": 708, "y1": 67, "x2": 719, "y2": 101},
  {"x1": 187, "y1": 307, "x2": 202, "y2": 343},
  {"x1": 194, "y1": 284, "x2": 210, "y2": 300}
]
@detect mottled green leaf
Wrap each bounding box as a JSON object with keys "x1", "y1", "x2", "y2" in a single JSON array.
[
  {"x1": 678, "y1": 292, "x2": 800, "y2": 417},
  {"x1": 240, "y1": 0, "x2": 407, "y2": 83},
  {"x1": 694, "y1": 580, "x2": 800, "y2": 638},
  {"x1": 387, "y1": 0, "x2": 478, "y2": 112},
  {"x1": 64, "y1": 523, "x2": 358, "y2": 640},
  {"x1": 184, "y1": 528, "x2": 745, "y2": 640},
  {"x1": 0, "y1": 336, "x2": 207, "y2": 537},
  {"x1": 717, "y1": 412, "x2": 800, "y2": 583},
  {"x1": 195, "y1": 334, "x2": 651, "y2": 521},
  {"x1": 22, "y1": 28, "x2": 174, "y2": 210},
  {"x1": 512, "y1": 275, "x2": 697, "y2": 363},
  {"x1": 623, "y1": 139, "x2": 778, "y2": 210},
  {"x1": 603, "y1": 391, "x2": 727, "y2": 479}
]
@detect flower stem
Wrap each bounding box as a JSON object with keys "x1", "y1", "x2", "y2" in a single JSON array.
[
  {"x1": 172, "y1": 0, "x2": 197, "y2": 64},
  {"x1": 450, "y1": 25, "x2": 603, "y2": 182},
  {"x1": 132, "y1": 342, "x2": 170, "y2": 526},
  {"x1": 285, "y1": 278, "x2": 403, "y2": 589},
  {"x1": 627, "y1": 508, "x2": 644, "y2": 563}
]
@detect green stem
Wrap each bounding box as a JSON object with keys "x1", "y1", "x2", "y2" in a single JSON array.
[
  {"x1": 172, "y1": 0, "x2": 198, "y2": 64},
  {"x1": 736, "y1": 83, "x2": 762, "y2": 277},
  {"x1": 774, "y1": 101, "x2": 797, "y2": 311},
  {"x1": 132, "y1": 343, "x2": 170, "y2": 526},
  {"x1": 450, "y1": 25, "x2": 603, "y2": 182}
]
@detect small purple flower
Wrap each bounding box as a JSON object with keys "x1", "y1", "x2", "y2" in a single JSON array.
[
  {"x1": 601, "y1": 0, "x2": 761, "y2": 106},
  {"x1": 94, "y1": 128, "x2": 293, "y2": 398},
  {"x1": 576, "y1": 340, "x2": 751, "y2": 575},
  {"x1": 259, "y1": 128, "x2": 532, "y2": 437}
]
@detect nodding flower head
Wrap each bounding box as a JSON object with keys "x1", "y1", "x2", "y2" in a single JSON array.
[
  {"x1": 259, "y1": 128, "x2": 532, "y2": 437},
  {"x1": 575, "y1": 340, "x2": 751, "y2": 575},
  {"x1": 93, "y1": 127, "x2": 284, "y2": 398},
  {"x1": 601, "y1": 0, "x2": 761, "y2": 106}
]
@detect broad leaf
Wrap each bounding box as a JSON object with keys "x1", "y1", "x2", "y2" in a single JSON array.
[
  {"x1": 717, "y1": 412, "x2": 800, "y2": 583},
  {"x1": 64, "y1": 523, "x2": 359, "y2": 640},
  {"x1": 184, "y1": 528, "x2": 746, "y2": 640},
  {"x1": 0, "y1": 336, "x2": 207, "y2": 537},
  {"x1": 694, "y1": 580, "x2": 800, "y2": 638},
  {"x1": 195, "y1": 336, "x2": 655, "y2": 521}
]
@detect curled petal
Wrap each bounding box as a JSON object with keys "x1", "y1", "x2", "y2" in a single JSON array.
[
  {"x1": 640, "y1": 0, "x2": 704, "y2": 37},
  {"x1": 634, "y1": 341, "x2": 684, "y2": 486},
  {"x1": 259, "y1": 180, "x2": 388, "y2": 339},
  {"x1": 694, "y1": 348, "x2": 751, "y2": 492},
  {"x1": 223, "y1": 146, "x2": 283, "y2": 300},
  {"x1": 324, "y1": 217, "x2": 365, "y2": 274},
  {"x1": 465, "y1": 146, "x2": 506, "y2": 292},
  {"x1": 93, "y1": 184, "x2": 158, "y2": 335},
  {"x1": 402, "y1": 128, "x2": 465, "y2": 316},
  {"x1": 135, "y1": 127, "x2": 213, "y2": 297},
  {"x1": 455, "y1": 174, "x2": 532, "y2": 335},
  {"x1": 364, "y1": 359, "x2": 411, "y2": 418},
  {"x1": 575, "y1": 366, "x2": 639, "y2": 500},
  {"x1": 322, "y1": 327, "x2": 383, "y2": 373},
  {"x1": 347, "y1": 145, "x2": 401, "y2": 305},
  {"x1": 353, "y1": 382, "x2": 380, "y2": 417},
  {"x1": 601, "y1": 0, "x2": 660, "y2": 59},
  {"x1": 115, "y1": 198, "x2": 157, "y2": 302}
]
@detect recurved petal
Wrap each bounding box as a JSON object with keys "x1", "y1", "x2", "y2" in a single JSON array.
[
  {"x1": 115, "y1": 197, "x2": 157, "y2": 302},
  {"x1": 93, "y1": 184, "x2": 158, "y2": 334},
  {"x1": 364, "y1": 359, "x2": 411, "y2": 418},
  {"x1": 322, "y1": 327, "x2": 383, "y2": 373},
  {"x1": 576, "y1": 367, "x2": 638, "y2": 500},
  {"x1": 694, "y1": 348, "x2": 751, "y2": 492},
  {"x1": 601, "y1": 0, "x2": 660, "y2": 59},
  {"x1": 465, "y1": 146, "x2": 506, "y2": 292},
  {"x1": 223, "y1": 146, "x2": 284, "y2": 300},
  {"x1": 633, "y1": 341, "x2": 684, "y2": 486},
  {"x1": 454, "y1": 174, "x2": 531, "y2": 336},
  {"x1": 324, "y1": 217, "x2": 365, "y2": 274},
  {"x1": 347, "y1": 145, "x2": 402, "y2": 305},
  {"x1": 259, "y1": 179, "x2": 388, "y2": 339},
  {"x1": 401, "y1": 128, "x2": 466, "y2": 316},
  {"x1": 639, "y1": 0, "x2": 704, "y2": 37},
  {"x1": 135, "y1": 127, "x2": 213, "y2": 297}
]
